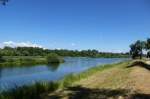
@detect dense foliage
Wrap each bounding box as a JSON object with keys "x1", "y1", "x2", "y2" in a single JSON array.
[
  {"x1": 0, "y1": 46, "x2": 129, "y2": 58},
  {"x1": 0, "y1": 53, "x2": 4, "y2": 62},
  {"x1": 0, "y1": 56, "x2": 47, "y2": 66},
  {"x1": 130, "y1": 40, "x2": 143, "y2": 59},
  {"x1": 46, "y1": 53, "x2": 64, "y2": 63},
  {"x1": 130, "y1": 38, "x2": 150, "y2": 59}
]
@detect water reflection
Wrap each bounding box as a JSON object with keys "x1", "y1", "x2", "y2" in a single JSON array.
[
  {"x1": 47, "y1": 63, "x2": 60, "y2": 72},
  {"x1": 0, "y1": 68, "x2": 2, "y2": 79},
  {"x1": 0, "y1": 57, "x2": 128, "y2": 91}
]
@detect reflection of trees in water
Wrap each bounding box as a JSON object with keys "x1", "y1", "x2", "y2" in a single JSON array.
[
  {"x1": 0, "y1": 67, "x2": 2, "y2": 78},
  {"x1": 47, "y1": 63, "x2": 60, "y2": 72}
]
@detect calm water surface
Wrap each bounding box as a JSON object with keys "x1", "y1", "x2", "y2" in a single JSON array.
[{"x1": 0, "y1": 57, "x2": 128, "y2": 91}]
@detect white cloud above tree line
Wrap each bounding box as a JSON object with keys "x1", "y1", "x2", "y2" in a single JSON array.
[{"x1": 1, "y1": 41, "x2": 43, "y2": 48}]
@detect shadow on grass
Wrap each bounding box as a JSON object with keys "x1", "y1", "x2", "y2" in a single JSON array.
[
  {"x1": 126, "y1": 61, "x2": 150, "y2": 70},
  {"x1": 47, "y1": 86, "x2": 150, "y2": 99},
  {"x1": 131, "y1": 93, "x2": 150, "y2": 99},
  {"x1": 48, "y1": 86, "x2": 129, "y2": 99},
  {"x1": 66, "y1": 86, "x2": 129, "y2": 99}
]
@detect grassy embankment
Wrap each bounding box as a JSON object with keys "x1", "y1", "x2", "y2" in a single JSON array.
[
  {"x1": 46, "y1": 60, "x2": 150, "y2": 99},
  {"x1": 0, "y1": 60, "x2": 133, "y2": 99},
  {"x1": 0, "y1": 54, "x2": 64, "y2": 67},
  {"x1": 0, "y1": 56, "x2": 47, "y2": 67}
]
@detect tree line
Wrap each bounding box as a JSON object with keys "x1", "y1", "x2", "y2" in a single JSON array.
[
  {"x1": 0, "y1": 46, "x2": 129, "y2": 58},
  {"x1": 130, "y1": 38, "x2": 150, "y2": 59}
]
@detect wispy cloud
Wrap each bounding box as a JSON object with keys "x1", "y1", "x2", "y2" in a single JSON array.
[
  {"x1": 2, "y1": 41, "x2": 43, "y2": 48},
  {"x1": 71, "y1": 43, "x2": 76, "y2": 46}
]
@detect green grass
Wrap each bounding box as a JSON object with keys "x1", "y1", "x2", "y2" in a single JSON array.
[
  {"x1": 58, "y1": 60, "x2": 131, "y2": 88},
  {"x1": 0, "y1": 82, "x2": 60, "y2": 99},
  {"x1": 0, "y1": 55, "x2": 65, "y2": 67},
  {"x1": 0, "y1": 56, "x2": 47, "y2": 67},
  {"x1": 0, "y1": 60, "x2": 131, "y2": 99}
]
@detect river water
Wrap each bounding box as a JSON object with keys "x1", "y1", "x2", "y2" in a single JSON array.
[{"x1": 0, "y1": 57, "x2": 128, "y2": 91}]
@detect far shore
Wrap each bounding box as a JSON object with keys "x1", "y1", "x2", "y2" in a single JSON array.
[{"x1": 0, "y1": 56, "x2": 129, "y2": 67}]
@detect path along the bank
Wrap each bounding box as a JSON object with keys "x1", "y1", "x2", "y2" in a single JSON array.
[{"x1": 46, "y1": 61, "x2": 150, "y2": 99}]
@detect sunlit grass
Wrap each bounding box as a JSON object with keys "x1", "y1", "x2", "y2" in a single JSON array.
[{"x1": 0, "y1": 55, "x2": 64, "y2": 67}]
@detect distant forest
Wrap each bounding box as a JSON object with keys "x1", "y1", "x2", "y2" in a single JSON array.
[{"x1": 0, "y1": 47, "x2": 129, "y2": 58}]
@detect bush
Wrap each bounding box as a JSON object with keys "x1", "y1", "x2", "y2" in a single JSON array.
[
  {"x1": 147, "y1": 51, "x2": 150, "y2": 58},
  {"x1": 0, "y1": 54, "x2": 4, "y2": 63},
  {"x1": 46, "y1": 53, "x2": 64, "y2": 63}
]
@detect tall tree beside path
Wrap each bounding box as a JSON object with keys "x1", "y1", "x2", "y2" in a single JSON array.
[
  {"x1": 130, "y1": 40, "x2": 143, "y2": 59},
  {"x1": 146, "y1": 38, "x2": 150, "y2": 58}
]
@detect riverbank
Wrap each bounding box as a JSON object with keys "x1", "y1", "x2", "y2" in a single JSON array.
[
  {"x1": 46, "y1": 60, "x2": 150, "y2": 99},
  {"x1": 0, "y1": 60, "x2": 132, "y2": 99},
  {"x1": 0, "y1": 55, "x2": 64, "y2": 67},
  {"x1": 0, "y1": 56, "x2": 47, "y2": 67},
  {"x1": 0, "y1": 56, "x2": 129, "y2": 67}
]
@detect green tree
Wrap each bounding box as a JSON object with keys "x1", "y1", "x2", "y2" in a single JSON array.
[
  {"x1": 147, "y1": 51, "x2": 150, "y2": 58},
  {"x1": 0, "y1": 53, "x2": 4, "y2": 62},
  {"x1": 130, "y1": 40, "x2": 143, "y2": 59},
  {"x1": 146, "y1": 38, "x2": 150, "y2": 50},
  {"x1": 0, "y1": 46, "x2": 128, "y2": 58},
  {"x1": 145, "y1": 38, "x2": 150, "y2": 58},
  {"x1": 46, "y1": 53, "x2": 64, "y2": 63}
]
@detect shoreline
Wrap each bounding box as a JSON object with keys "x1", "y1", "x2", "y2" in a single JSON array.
[
  {"x1": 0, "y1": 56, "x2": 47, "y2": 67},
  {"x1": 0, "y1": 56, "x2": 129, "y2": 67},
  {"x1": 0, "y1": 60, "x2": 130, "y2": 99}
]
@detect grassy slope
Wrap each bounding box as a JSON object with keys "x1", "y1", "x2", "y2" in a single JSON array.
[
  {"x1": 0, "y1": 56, "x2": 47, "y2": 67},
  {"x1": 46, "y1": 60, "x2": 150, "y2": 99}
]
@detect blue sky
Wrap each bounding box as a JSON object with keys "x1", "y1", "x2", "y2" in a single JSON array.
[{"x1": 0, "y1": 0, "x2": 150, "y2": 52}]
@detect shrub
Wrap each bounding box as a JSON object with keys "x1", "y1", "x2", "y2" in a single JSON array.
[
  {"x1": 46, "y1": 53, "x2": 64, "y2": 63},
  {"x1": 0, "y1": 54, "x2": 4, "y2": 63}
]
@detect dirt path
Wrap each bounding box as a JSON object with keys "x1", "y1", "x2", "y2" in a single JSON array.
[
  {"x1": 74, "y1": 67, "x2": 121, "y2": 88},
  {"x1": 129, "y1": 66, "x2": 150, "y2": 94},
  {"x1": 75, "y1": 61, "x2": 150, "y2": 94},
  {"x1": 46, "y1": 61, "x2": 150, "y2": 99},
  {"x1": 74, "y1": 66, "x2": 131, "y2": 89}
]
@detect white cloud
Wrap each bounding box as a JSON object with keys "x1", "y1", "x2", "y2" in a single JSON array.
[
  {"x1": 71, "y1": 43, "x2": 76, "y2": 46},
  {"x1": 2, "y1": 41, "x2": 43, "y2": 48},
  {"x1": 103, "y1": 49, "x2": 124, "y2": 53}
]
